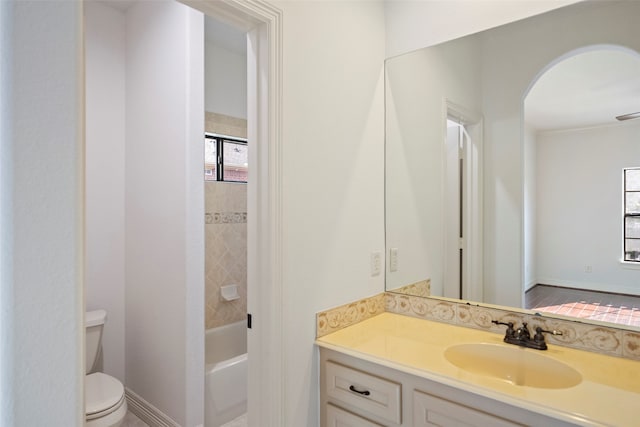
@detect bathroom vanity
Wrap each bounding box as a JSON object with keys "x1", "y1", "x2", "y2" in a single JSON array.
[{"x1": 316, "y1": 313, "x2": 640, "y2": 427}]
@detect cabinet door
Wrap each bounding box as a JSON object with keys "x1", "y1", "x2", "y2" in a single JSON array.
[
  {"x1": 413, "y1": 390, "x2": 524, "y2": 427},
  {"x1": 325, "y1": 360, "x2": 402, "y2": 424},
  {"x1": 326, "y1": 404, "x2": 385, "y2": 427}
]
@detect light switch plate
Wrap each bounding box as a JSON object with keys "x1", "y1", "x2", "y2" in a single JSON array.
[
  {"x1": 371, "y1": 251, "x2": 382, "y2": 276},
  {"x1": 390, "y1": 248, "x2": 398, "y2": 272}
]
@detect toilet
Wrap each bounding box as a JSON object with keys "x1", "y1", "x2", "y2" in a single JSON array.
[{"x1": 86, "y1": 310, "x2": 127, "y2": 427}]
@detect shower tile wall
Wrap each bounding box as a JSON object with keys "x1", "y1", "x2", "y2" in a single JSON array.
[
  {"x1": 206, "y1": 111, "x2": 247, "y2": 139},
  {"x1": 205, "y1": 112, "x2": 247, "y2": 330}
]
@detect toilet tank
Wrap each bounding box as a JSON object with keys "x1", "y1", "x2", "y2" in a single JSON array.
[{"x1": 85, "y1": 309, "x2": 107, "y2": 374}]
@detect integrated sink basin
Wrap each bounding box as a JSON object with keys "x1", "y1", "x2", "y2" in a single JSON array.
[{"x1": 444, "y1": 343, "x2": 582, "y2": 389}]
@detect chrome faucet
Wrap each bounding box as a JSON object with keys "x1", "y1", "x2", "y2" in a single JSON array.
[{"x1": 492, "y1": 320, "x2": 562, "y2": 350}]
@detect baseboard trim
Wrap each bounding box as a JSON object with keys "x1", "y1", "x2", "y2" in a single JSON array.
[
  {"x1": 524, "y1": 279, "x2": 537, "y2": 292},
  {"x1": 535, "y1": 277, "x2": 640, "y2": 297},
  {"x1": 125, "y1": 388, "x2": 181, "y2": 427}
]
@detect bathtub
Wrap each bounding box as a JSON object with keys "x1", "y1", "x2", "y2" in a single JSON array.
[{"x1": 205, "y1": 320, "x2": 247, "y2": 427}]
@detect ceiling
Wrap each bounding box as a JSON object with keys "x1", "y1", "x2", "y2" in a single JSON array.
[
  {"x1": 92, "y1": 2, "x2": 639, "y2": 132},
  {"x1": 95, "y1": 1, "x2": 247, "y2": 55},
  {"x1": 525, "y1": 48, "x2": 640, "y2": 131},
  {"x1": 93, "y1": 0, "x2": 135, "y2": 12},
  {"x1": 205, "y1": 16, "x2": 246, "y2": 55}
]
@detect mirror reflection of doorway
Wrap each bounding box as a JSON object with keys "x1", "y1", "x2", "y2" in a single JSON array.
[
  {"x1": 444, "y1": 109, "x2": 483, "y2": 302},
  {"x1": 444, "y1": 120, "x2": 467, "y2": 299}
]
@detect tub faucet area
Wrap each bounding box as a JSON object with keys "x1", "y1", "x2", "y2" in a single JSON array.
[
  {"x1": 205, "y1": 320, "x2": 247, "y2": 426},
  {"x1": 491, "y1": 320, "x2": 562, "y2": 350}
]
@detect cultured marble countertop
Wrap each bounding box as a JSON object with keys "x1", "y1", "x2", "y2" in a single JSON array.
[{"x1": 316, "y1": 312, "x2": 640, "y2": 427}]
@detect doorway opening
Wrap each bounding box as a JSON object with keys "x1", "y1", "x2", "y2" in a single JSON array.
[
  {"x1": 203, "y1": 14, "x2": 249, "y2": 427},
  {"x1": 84, "y1": 1, "x2": 283, "y2": 425},
  {"x1": 183, "y1": 1, "x2": 284, "y2": 425},
  {"x1": 523, "y1": 45, "x2": 640, "y2": 322}
]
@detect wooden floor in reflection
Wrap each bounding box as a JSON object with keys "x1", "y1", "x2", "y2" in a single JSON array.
[{"x1": 525, "y1": 284, "x2": 640, "y2": 327}]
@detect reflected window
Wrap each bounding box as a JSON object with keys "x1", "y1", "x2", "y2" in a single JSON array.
[
  {"x1": 624, "y1": 168, "x2": 640, "y2": 262},
  {"x1": 204, "y1": 133, "x2": 248, "y2": 183}
]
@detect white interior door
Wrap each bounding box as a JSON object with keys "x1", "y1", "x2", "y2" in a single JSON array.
[
  {"x1": 444, "y1": 112, "x2": 482, "y2": 302},
  {"x1": 444, "y1": 120, "x2": 463, "y2": 298}
]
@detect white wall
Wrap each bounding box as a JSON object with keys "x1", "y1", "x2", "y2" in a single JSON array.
[
  {"x1": 523, "y1": 124, "x2": 537, "y2": 291},
  {"x1": 0, "y1": 1, "x2": 84, "y2": 426},
  {"x1": 535, "y1": 122, "x2": 640, "y2": 295},
  {"x1": 125, "y1": 2, "x2": 204, "y2": 425},
  {"x1": 384, "y1": 0, "x2": 580, "y2": 58},
  {"x1": 269, "y1": 1, "x2": 386, "y2": 425},
  {"x1": 205, "y1": 42, "x2": 247, "y2": 119},
  {"x1": 85, "y1": 1, "x2": 126, "y2": 382}
]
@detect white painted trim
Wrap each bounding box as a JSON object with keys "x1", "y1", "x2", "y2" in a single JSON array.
[
  {"x1": 524, "y1": 279, "x2": 537, "y2": 292},
  {"x1": 126, "y1": 388, "x2": 181, "y2": 427},
  {"x1": 620, "y1": 260, "x2": 640, "y2": 270},
  {"x1": 464, "y1": 118, "x2": 483, "y2": 303},
  {"x1": 185, "y1": 6, "x2": 206, "y2": 427},
  {"x1": 246, "y1": 18, "x2": 285, "y2": 427},
  {"x1": 179, "y1": 1, "x2": 284, "y2": 425}
]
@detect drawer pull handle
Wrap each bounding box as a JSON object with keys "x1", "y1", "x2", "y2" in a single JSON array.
[{"x1": 349, "y1": 385, "x2": 371, "y2": 396}]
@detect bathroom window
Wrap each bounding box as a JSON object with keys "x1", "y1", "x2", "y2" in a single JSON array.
[
  {"x1": 624, "y1": 168, "x2": 640, "y2": 262},
  {"x1": 204, "y1": 133, "x2": 248, "y2": 183}
]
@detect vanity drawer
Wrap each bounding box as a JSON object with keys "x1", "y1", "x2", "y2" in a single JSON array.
[
  {"x1": 326, "y1": 404, "x2": 384, "y2": 427},
  {"x1": 325, "y1": 360, "x2": 402, "y2": 424},
  {"x1": 413, "y1": 390, "x2": 524, "y2": 427}
]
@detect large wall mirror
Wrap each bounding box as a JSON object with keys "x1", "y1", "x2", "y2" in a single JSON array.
[{"x1": 385, "y1": 0, "x2": 640, "y2": 331}]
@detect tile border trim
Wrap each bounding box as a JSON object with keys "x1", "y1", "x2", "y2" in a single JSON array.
[
  {"x1": 316, "y1": 292, "x2": 640, "y2": 361},
  {"x1": 205, "y1": 211, "x2": 247, "y2": 224},
  {"x1": 316, "y1": 293, "x2": 385, "y2": 338}
]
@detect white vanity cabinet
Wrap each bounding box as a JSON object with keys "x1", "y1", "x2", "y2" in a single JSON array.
[
  {"x1": 326, "y1": 404, "x2": 385, "y2": 427},
  {"x1": 325, "y1": 360, "x2": 402, "y2": 424},
  {"x1": 412, "y1": 390, "x2": 522, "y2": 427},
  {"x1": 319, "y1": 347, "x2": 575, "y2": 427}
]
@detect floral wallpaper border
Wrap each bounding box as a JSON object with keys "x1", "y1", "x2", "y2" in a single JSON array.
[
  {"x1": 316, "y1": 294, "x2": 385, "y2": 338},
  {"x1": 387, "y1": 278, "x2": 431, "y2": 297},
  {"x1": 316, "y1": 292, "x2": 640, "y2": 361}
]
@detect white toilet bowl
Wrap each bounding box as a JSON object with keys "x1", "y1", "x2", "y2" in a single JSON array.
[
  {"x1": 85, "y1": 310, "x2": 127, "y2": 427},
  {"x1": 86, "y1": 372, "x2": 127, "y2": 427}
]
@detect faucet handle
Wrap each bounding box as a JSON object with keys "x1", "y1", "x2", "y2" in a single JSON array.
[
  {"x1": 531, "y1": 327, "x2": 563, "y2": 350},
  {"x1": 491, "y1": 320, "x2": 515, "y2": 337},
  {"x1": 534, "y1": 327, "x2": 562, "y2": 339},
  {"x1": 491, "y1": 320, "x2": 514, "y2": 328},
  {"x1": 491, "y1": 320, "x2": 513, "y2": 327}
]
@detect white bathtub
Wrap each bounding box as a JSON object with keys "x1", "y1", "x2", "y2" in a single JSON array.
[{"x1": 205, "y1": 320, "x2": 247, "y2": 427}]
